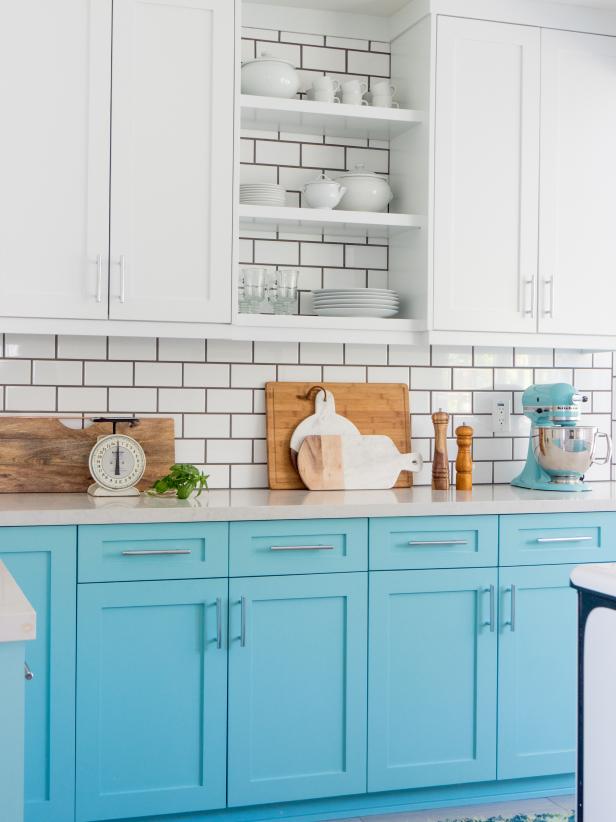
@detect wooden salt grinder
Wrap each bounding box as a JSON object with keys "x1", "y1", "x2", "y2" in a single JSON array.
[
  {"x1": 455, "y1": 422, "x2": 474, "y2": 491},
  {"x1": 431, "y1": 409, "x2": 450, "y2": 490}
]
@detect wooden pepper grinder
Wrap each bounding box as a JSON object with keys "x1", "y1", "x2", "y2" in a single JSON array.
[
  {"x1": 431, "y1": 409, "x2": 450, "y2": 490},
  {"x1": 455, "y1": 422, "x2": 474, "y2": 491}
]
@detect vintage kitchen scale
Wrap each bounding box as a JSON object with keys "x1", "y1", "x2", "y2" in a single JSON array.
[{"x1": 87, "y1": 417, "x2": 147, "y2": 497}]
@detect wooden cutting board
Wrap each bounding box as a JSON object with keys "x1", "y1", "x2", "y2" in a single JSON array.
[
  {"x1": 0, "y1": 417, "x2": 175, "y2": 493},
  {"x1": 298, "y1": 434, "x2": 422, "y2": 490},
  {"x1": 265, "y1": 382, "x2": 412, "y2": 490}
]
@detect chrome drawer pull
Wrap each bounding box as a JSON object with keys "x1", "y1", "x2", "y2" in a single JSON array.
[
  {"x1": 480, "y1": 585, "x2": 495, "y2": 633},
  {"x1": 24, "y1": 662, "x2": 34, "y2": 681},
  {"x1": 270, "y1": 545, "x2": 335, "y2": 551},
  {"x1": 216, "y1": 597, "x2": 222, "y2": 650},
  {"x1": 408, "y1": 540, "x2": 468, "y2": 546},
  {"x1": 535, "y1": 536, "x2": 592, "y2": 544},
  {"x1": 121, "y1": 549, "x2": 192, "y2": 556},
  {"x1": 240, "y1": 597, "x2": 247, "y2": 647},
  {"x1": 504, "y1": 585, "x2": 516, "y2": 632}
]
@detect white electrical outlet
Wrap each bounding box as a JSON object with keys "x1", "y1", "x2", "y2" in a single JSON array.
[{"x1": 492, "y1": 398, "x2": 511, "y2": 433}]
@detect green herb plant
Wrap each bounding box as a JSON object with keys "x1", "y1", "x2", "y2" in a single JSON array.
[{"x1": 148, "y1": 464, "x2": 209, "y2": 500}]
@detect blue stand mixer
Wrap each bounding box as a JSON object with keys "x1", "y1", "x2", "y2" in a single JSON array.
[{"x1": 512, "y1": 382, "x2": 612, "y2": 492}]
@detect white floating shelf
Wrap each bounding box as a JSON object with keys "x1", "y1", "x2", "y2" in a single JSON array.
[
  {"x1": 234, "y1": 312, "x2": 426, "y2": 343},
  {"x1": 240, "y1": 94, "x2": 424, "y2": 140},
  {"x1": 238, "y1": 204, "x2": 424, "y2": 238}
]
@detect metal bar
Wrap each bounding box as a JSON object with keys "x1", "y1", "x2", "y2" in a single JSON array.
[
  {"x1": 510, "y1": 585, "x2": 516, "y2": 632},
  {"x1": 24, "y1": 662, "x2": 34, "y2": 681},
  {"x1": 216, "y1": 597, "x2": 222, "y2": 650},
  {"x1": 240, "y1": 597, "x2": 247, "y2": 647},
  {"x1": 536, "y1": 536, "x2": 592, "y2": 544},
  {"x1": 270, "y1": 544, "x2": 335, "y2": 551},
  {"x1": 489, "y1": 584, "x2": 495, "y2": 633},
  {"x1": 408, "y1": 540, "x2": 468, "y2": 546},
  {"x1": 121, "y1": 549, "x2": 192, "y2": 556}
]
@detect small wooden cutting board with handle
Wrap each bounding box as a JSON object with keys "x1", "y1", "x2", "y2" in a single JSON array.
[{"x1": 297, "y1": 434, "x2": 423, "y2": 490}]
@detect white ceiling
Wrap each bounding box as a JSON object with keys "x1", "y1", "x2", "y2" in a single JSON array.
[{"x1": 244, "y1": 0, "x2": 410, "y2": 15}]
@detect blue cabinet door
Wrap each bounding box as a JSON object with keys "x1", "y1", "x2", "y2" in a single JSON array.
[
  {"x1": 498, "y1": 564, "x2": 578, "y2": 779},
  {"x1": 368, "y1": 568, "x2": 498, "y2": 792},
  {"x1": 0, "y1": 525, "x2": 76, "y2": 822},
  {"x1": 228, "y1": 572, "x2": 367, "y2": 807},
  {"x1": 76, "y1": 578, "x2": 227, "y2": 821}
]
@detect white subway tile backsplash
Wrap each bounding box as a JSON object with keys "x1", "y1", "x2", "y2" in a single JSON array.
[
  {"x1": 555, "y1": 349, "x2": 594, "y2": 368},
  {"x1": 300, "y1": 342, "x2": 344, "y2": 365},
  {"x1": 108, "y1": 337, "x2": 156, "y2": 360},
  {"x1": 207, "y1": 389, "x2": 253, "y2": 414},
  {"x1": 58, "y1": 335, "x2": 106, "y2": 359},
  {"x1": 208, "y1": 439, "x2": 252, "y2": 464},
  {"x1": 346, "y1": 343, "x2": 387, "y2": 365},
  {"x1": 5, "y1": 334, "x2": 56, "y2": 359},
  {"x1": 86, "y1": 361, "x2": 133, "y2": 386},
  {"x1": 0, "y1": 359, "x2": 32, "y2": 384},
  {"x1": 184, "y1": 363, "x2": 230, "y2": 388},
  {"x1": 133, "y1": 362, "x2": 181, "y2": 387},
  {"x1": 301, "y1": 143, "x2": 346, "y2": 169},
  {"x1": 207, "y1": 340, "x2": 253, "y2": 363},
  {"x1": 254, "y1": 240, "x2": 299, "y2": 266},
  {"x1": 159, "y1": 388, "x2": 205, "y2": 413},
  {"x1": 453, "y1": 368, "x2": 493, "y2": 390},
  {"x1": 344, "y1": 244, "x2": 387, "y2": 269},
  {"x1": 254, "y1": 341, "x2": 298, "y2": 364},
  {"x1": 575, "y1": 368, "x2": 612, "y2": 391},
  {"x1": 347, "y1": 49, "x2": 389, "y2": 77},
  {"x1": 346, "y1": 147, "x2": 389, "y2": 174},
  {"x1": 326, "y1": 36, "x2": 368, "y2": 50},
  {"x1": 432, "y1": 347, "x2": 473, "y2": 366},
  {"x1": 281, "y1": 31, "x2": 324, "y2": 46},
  {"x1": 367, "y1": 366, "x2": 409, "y2": 384},
  {"x1": 431, "y1": 392, "x2": 473, "y2": 414},
  {"x1": 323, "y1": 365, "x2": 366, "y2": 382},
  {"x1": 533, "y1": 368, "x2": 573, "y2": 385},
  {"x1": 300, "y1": 242, "x2": 344, "y2": 267},
  {"x1": 411, "y1": 368, "x2": 451, "y2": 391},
  {"x1": 389, "y1": 345, "x2": 430, "y2": 366},
  {"x1": 494, "y1": 368, "x2": 534, "y2": 390},
  {"x1": 109, "y1": 387, "x2": 157, "y2": 413},
  {"x1": 33, "y1": 360, "x2": 82, "y2": 386},
  {"x1": 255, "y1": 41, "x2": 301, "y2": 64},
  {"x1": 473, "y1": 346, "x2": 513, "y2": 367},
  {"x1": 277, "y1": 365, "x2": 322, "y2": 382},
  {"x1": 158, "y1": 338, "x2": 205, "y2": 362},
  {"x1": 302, "y1": 45, "x2": 346, "y2": 72},
  {"x1": 256, "y1": 140, "x2": 300, "y2": 166},
  {"x1": 473, "y1": 438, "x2": 512, "y2": 461},
  {"x1": 231, "y1": 364, "x2": 277, "y2": 388},
  {"x1": 5, "y1": 385, "x2": 56, "y2": 411},
  {"x1": 184, "y1": 414, "x2": 230, "y2": 438},
  {"x1": 174, "y1": 439, "x2": 206, "y2": 464},
  {"x1": 232, "y1": 414, "x2": 266, "y2": 438},
  {"x1": 322, "y1": 268, "x2": 367, "y2": 289},
  {"x1": 231, "y1": 463, "x2": 269, "y2": 489}
]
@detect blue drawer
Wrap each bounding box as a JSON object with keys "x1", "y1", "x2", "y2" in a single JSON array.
[
  {"x1": 370, "y1": 516, "x2": 498, "y2": 570},
  {"x1": 78, "y1": 522, "x2": 228, "y2": 582},
  {"x1": 229, "y1": 519, "x2": 367, "y2": 576},
  {"x1": 500, "y1": 513, "x2": 616, "y2": 566}
]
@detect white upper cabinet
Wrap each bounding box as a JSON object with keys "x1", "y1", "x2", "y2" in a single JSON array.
[
  {"x1": 108, "y1": 0, "x2": 234, "y2": 323},
  {"x1": 433, "y1": 17, "x2": 540, "y2": 333},
  {"x1": 538, "y1": 28, "x2": 616, "y2": 336},
  {"x1": 0, "y1": 0, "x2": 111, "y2": 319}
]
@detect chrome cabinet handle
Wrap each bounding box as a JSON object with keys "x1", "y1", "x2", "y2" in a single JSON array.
[
  {"x1": 121, "y1": 549, "x2": 192, "y2": 556},
  {"x1": 480, "y1": 585, "x2": 495, "y2": 632},
  {"x1": 408, "y1": 539, "x2": 468, "y2": 546},
  {"x1": 503, "y1": 585, "x2": 516, "y2": 631},
  {"x1": 95, "y1": 254, "x2": 103, "y2": 303},
  {"x1": 24, "y1": 662, "x2": 34, "y2": 681},
  {"x1": 270, "y1": 544, "x2": 334, "y2": 551},
  {"x1": 216, "y1": 597, "x2": 222, "y2": 650},
  {"x1": 543, "y1": 277, "x2": 555, "y2": 317},
  {"x1": 240, "y1": 597, "x2": 247, "y2": 647},
  {"x1": 536, "y1": 536, "x2": 592, "y2": 544},
  {"x1": 119, "y1": 254, "x2": 126, "y2": 303},
  {"x1": 523, "y1": 276, "x2": 535, "y2": 317}
]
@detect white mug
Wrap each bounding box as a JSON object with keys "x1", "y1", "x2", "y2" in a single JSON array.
[
  {"x1": 342, "y1": 93, "x2": 369, "y2": 105},
  {"x1": 311, "y1": 75, "x2": 340, "y2": 93},
  {"x1": 371, "y1": 95, "x2": 399, "y2": 108},
  {"x1": 371, "y1": 80, "x2": 396, "y2": 96},
  {"x1": 340, "y1": 78, "x2": 368, "y2": 96},
  {"x1": 307, "y1": 88, "x2": 339, "y2": 103}
]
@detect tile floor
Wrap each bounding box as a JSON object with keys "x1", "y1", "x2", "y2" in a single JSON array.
[{"x1": 334, "y1": 794, "x2": 575, "y2": 821}]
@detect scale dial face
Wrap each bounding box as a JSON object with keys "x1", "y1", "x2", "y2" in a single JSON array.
[{"x1": 89, "y1": 434, "x2": 146, "y2": 491}]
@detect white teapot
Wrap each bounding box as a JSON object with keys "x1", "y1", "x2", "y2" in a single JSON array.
[{"x1": 302, "y1": 172, "x2": 347, "y2": 210}]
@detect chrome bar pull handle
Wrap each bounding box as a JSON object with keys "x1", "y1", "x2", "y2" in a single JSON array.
[
  {"x1": 121, "y1": 549, "x2": 192, "y2": 556},
  {"x1": 543, "y1": 277, "x2": 555, "y2": 317},
  {"x1": 503, "y1": 585, "x2": 517, "y2": 631},
  {"x1": 24, "y1": 662, "x2": 34, "y2": 681},
  {"x1": 479, "y1": 585, "x2": 495, "y2": 632},
  {"x1": 488, "y1": 585, "x2": 495, "y2": 632},
  {"x1": 270, "y1": 544, "x2": 334, "y2": 551},
  {"x1": 408, "y1": 539, "x2": 468, "y2": 546},
  {"x1": 523, "y1": 276, "x2": 535, "y2": 317},
  {"x1": 240, "y1": 597, "x2": 247, "y2": 647},
  {"x1": 216, "y1": 597, "x2": 222, "y2": 650},
  {"x1": 95, "y1": 254, "x2": 103, "y2": 303},
  {"x1": 536, "y1": 536, "x2": 592, "y2": 544},
  {"x1": 119, "y1": 254, "x2": 126, "y2": 303}
]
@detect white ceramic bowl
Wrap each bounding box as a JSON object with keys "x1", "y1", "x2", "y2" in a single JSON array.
[
  {"x1": 241, "y1": 54, "x2": 301, "y2": 99},
  {"x1": 302, "y1": 173, "x2": 347, "y2": 209},
  {"x1": 334, "y1": 164, "x2": 393, "y2": 212}
]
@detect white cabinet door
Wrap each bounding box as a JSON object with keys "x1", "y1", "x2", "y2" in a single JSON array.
[
  {"x1": 0, "y1": 0, "x2": 111, "y2": 319},
  {"x1": 538, "y1": 29, "x2": 616, "y2": 336},
  {"x1": 109, "y1": 0, "x2": 234, "y2": 323},
  {"x1": 433, "y1": 17, "x2": 540, "y2": 333}
]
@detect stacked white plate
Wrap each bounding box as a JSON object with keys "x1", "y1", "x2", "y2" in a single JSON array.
[
  {"x1": 240, "y1": 183, "x2": 286, "y2": 206},
  {"x1": 312, "y1": 288, "x2": 400, "y2": 318}
]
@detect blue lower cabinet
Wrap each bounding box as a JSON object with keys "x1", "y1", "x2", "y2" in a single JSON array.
[
  {"x1": 76, "y1": 578, "x2": 227, "y2": 821},
  {"x1": 498, "y1": 564, "x2": 578, "y2": 780},
  {"x1": 368, "y1": 568, "x2": 498, "y2": 792},
  {"x1": 227, "y1": 572, "x2": 368, "y2": 807},
  {"x1": 0, "y1": 525, "x2": 77, "y2": 822}
]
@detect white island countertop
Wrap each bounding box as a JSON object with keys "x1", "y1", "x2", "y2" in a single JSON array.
[
  {"x1": 2, "y1": 483, "x2": 616, "y2": 527},
  {"x1": 0, "y1": 561, "x2": 36, "y2": 643}
]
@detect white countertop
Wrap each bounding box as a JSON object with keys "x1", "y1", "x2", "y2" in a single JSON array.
[
  {"x1": 2, "y1": 483, "x2": 616, "y2": 526},
  {"x1": 0, "y1": 561, "x2": 36, "y2": 643}
]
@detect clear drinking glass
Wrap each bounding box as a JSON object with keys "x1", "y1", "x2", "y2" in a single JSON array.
[
  {"x1": 268, "y1": 268, "x2": 299, "y2": 315},
  {"x1": 239, "y1": 267, "x2": 268, "y2": 314}
]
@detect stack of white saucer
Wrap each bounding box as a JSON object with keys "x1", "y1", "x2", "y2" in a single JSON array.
[
  {"x1": 240, "y1": 183, "x2": 286, "y2": 206},
  {"x1": 312, "y1": 288, "x2": 400, "y2": 318}
]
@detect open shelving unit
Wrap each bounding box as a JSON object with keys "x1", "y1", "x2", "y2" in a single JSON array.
[
  {"x1": 238, "y1": 204, "x2": 424, "y2": 238},
  {"x1": 240, "y1": 94, "x2": 424, "y2": 141}
]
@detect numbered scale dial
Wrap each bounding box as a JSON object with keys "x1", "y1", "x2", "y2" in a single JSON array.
[{"x1": 88, "y1": 434, "x2": 146, "y2": 497}]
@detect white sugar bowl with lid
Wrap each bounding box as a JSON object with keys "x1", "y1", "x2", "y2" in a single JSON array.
[
  {"x1": 241, "y1": 52, "x2": 301, "y2": 98},
  {"x1": 302, "y1": 172, "x2": 347, "y2": 209},
  {"x1": 333, "y1": 164, "x2": 394, "y2": 212}
]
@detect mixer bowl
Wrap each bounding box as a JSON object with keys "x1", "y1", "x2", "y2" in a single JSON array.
[{"x1": 532, "y1": 425, "x2": 610, "y2": 481}]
